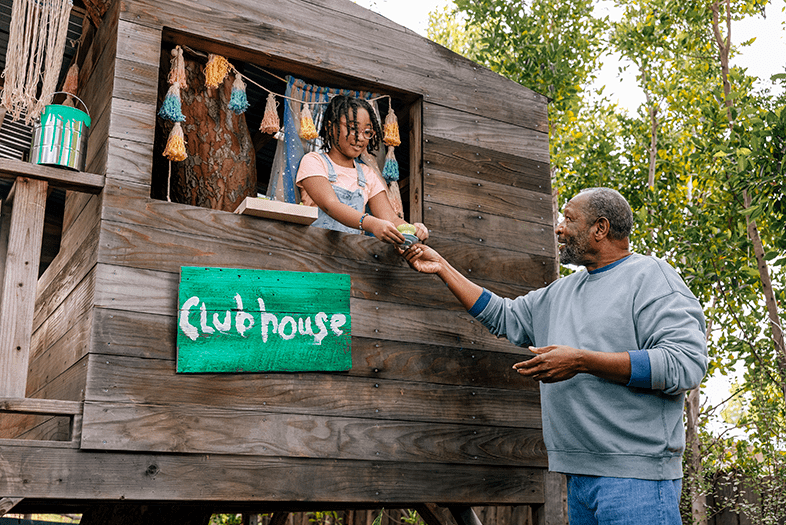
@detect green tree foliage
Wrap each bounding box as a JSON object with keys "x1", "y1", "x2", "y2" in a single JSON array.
[{"x1": 428, "y1": 0, "x2": 786, "y2": 522}]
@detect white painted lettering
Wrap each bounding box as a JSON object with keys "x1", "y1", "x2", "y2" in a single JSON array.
[
  {"x1": 179, "y1": 296, "x2": 200, "y2": 341},
  {"x1": 234, "y1": 294, "x2": 254, "y2": 337}
]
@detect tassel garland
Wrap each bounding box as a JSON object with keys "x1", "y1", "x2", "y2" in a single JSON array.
[
  {"x1": 382, "y1": 146, "x2": 399, "y2": 182},
  {"x1": 163, "y1": 122, "x2": 188, "y2": 162},
  {"x1": 383, "y1": 105, "x2": 401, "y2": 147},
  {"x1": 158, "y1": 83, "x2": 186, "y2": 122},
  {"x1": 167, "y1": 46, "x2": 187, "y2": 87},
  {"x1": 227, "y1": 74, "x2": 250, "y2": 114},
  {"x1": 204, "y1": 54, "x2": 230, "y2": 89},
  {"x1": 260, "y1": 92, "x2": 280, "y2": 134},
  {"x1": 299, "y1": 102, "x2": 318, "y2": 140}
]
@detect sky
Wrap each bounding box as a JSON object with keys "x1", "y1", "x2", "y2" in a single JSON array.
[
  {"x1": 353, "y1": 0, "x2": 786, "y2": 111},
  {"x1": 352, "y1": 0, "x2": 786, "y2": 432}
]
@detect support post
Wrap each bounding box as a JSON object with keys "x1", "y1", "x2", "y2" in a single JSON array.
[{"x1": 0, "y1": 177, "x2": 48, "y2": 398}]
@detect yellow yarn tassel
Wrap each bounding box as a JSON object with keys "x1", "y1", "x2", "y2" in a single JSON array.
[
  {"x1": 163, "y1": 122, "x2": 188, "y2": 161},
  {"x1": 204, "y1": 54, "x2": 230, "y2": 89},
  {"x1": 260, "y1": 92, "x2": 280, "y2": 134},
  {"x1": 299, "y1": 102, "x2": 318, "y2": 140},
  {"x1": 167, "y1": 45, "x2": 186, "y2": 87},
  {"x1": 383, "y1": 105, "x2": 401, "y2": 147}
]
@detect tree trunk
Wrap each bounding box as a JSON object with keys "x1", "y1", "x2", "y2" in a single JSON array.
[
  {"x1": 711, "y1": 0, "x2": 786, "y2": 391},
  {"x1": 158, "y1": 57, "x2": 256, "y2": 212},
  {"x1": 686, "y1": 387, "x2": 708, "y2": 525}
]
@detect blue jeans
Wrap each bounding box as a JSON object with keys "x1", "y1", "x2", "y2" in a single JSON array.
[{"x1": 566, "y1": 475, "x2": 683, "y2": 525}]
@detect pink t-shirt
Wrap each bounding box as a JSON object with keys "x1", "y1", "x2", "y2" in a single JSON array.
[{"x1": 296, "y1": 152, "x2": 386, "y2": 208}]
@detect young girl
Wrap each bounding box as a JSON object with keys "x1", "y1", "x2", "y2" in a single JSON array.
[{"x1": 296, "y1": 95, "x2": 427, "y2": 245}]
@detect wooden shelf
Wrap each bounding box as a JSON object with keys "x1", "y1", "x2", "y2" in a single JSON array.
[{"x1": 234, "y1": 197, "x2": 318, "y2": 225}]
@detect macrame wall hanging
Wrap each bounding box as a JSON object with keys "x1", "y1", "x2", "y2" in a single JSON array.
[{"x1": 1, "y1": 0, "x2": 74, "y2": 123}]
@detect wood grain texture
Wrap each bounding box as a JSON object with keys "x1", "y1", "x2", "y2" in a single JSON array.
[
  {"x1": 118, "y1": 0, "x2": 548, "y2": 133},
  {"x1": 96, "y1": 216, "x2": 534, "y2": 310},
  {"x1": 424, "y1": 202, "x2": 556, "y2": 258},
  {"x1": 423, "y1": 104, "x2": 549, "y2": 164},
  {"x1": 84, "y1": 354, "x2": 541, "y2": 429},
  {"x1": 90, "y1": 262, "x2": 523, "y2": 353},
  {"x1": 90, "y1": 307, "x2": 537, "y2": 391},
  {"x1": 0, "y1": 159, "x2": 104, "y2": 194},
  {"x1": 0, "y1": 442, "x2": 545, "y2": 504},
  {"x1": 424, "y1": 169, "x2": 553, "y2": 226},
  {"x1": 424, "y1": 135, "x2": 550, "y2": 193},
  {"x1": 0, "y1": 178, "x2": 48, "y2": 397},
  {"x1": 81, "y1": 401, "x2": 547, "y2": 466}
]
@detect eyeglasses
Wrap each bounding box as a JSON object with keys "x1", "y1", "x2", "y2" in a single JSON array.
[{"x1": 339, "y1": 122, "x2": 375, "y2": 140}]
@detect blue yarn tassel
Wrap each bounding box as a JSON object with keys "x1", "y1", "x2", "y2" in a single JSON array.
[
  {"x1": 228, "y1": 75, "x2": 250, "y2": 114},
  {"x1": 158, "y1": 84, "x2": 186, "y2": 122},
  {"x1": 383, "y1": 147, "x2": 399, "y2": 182}
]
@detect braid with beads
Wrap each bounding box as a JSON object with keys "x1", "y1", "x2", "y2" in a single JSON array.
[{"x1": 319, "y1": 95, "x2": 383, "y2": 154}]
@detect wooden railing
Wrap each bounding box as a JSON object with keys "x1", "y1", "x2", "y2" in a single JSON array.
[{"x1": 0, "y1": 158, "x2": 103, "y2": 399}]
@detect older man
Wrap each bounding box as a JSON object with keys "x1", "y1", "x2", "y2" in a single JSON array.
[{"x1": 403, "y1": 187, "x2": 707, "y2": 524}]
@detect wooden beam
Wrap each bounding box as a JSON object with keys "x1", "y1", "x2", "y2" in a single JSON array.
[
  {"x1": 0, "y1": 158, "x2": 104, "y2": 194},
  {"x1": 0, "y1": 177, "x2": 48, "y2": 397},
  {"x1": 0, "y1": 497, "x2": 22, "y2": 516},
  {"x1": 0, "y1": 398, "x2": 83, "y2": 415}
]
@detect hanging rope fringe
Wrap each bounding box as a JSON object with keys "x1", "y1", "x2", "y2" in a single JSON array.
[
  {"x1": 158, "y1": 83, "x2": 186, "y2": 122},
  {"x1": 167, "y1": 46, "x2": 187, "y2": 87},
  {"x1": 383, "y1": 146, "x2": 399, "y2": 182},
  {"x1": 383, "y1": 104, "x2": 401, "y2": 147},
  {"x1": 299, "y1": 102, "x2": 318, "y2": 140},
  {"x1": 260, "y1": 92, "x2": 280, "y2": 134},
  {"x1": 204, "y1": 54, "x2": 230, "y2": 89},
  {"x1": 228, "y1": 74, "x2": 250, "y2": 114},
  {"x1": 163, "y1": 122, "x2": 188, "y2": 161},
  {"x1": 1, "y1": 0, "x2": 74, "y2": 123}
]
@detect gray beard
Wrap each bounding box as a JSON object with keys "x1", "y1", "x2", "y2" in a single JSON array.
[{"x1": 559, "y1": 233, "x2": 589, "y2": 267}]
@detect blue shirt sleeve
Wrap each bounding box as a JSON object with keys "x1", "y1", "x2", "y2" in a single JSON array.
[
  {"x1": 468, "y1": 288, "x2": 492, "y2": 317},
  {"x1": 627, "y1": 349, "x2": 652, "y2": 388}
]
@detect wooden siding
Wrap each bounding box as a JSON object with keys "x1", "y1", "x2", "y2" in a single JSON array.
[{"x1": 4, "y1": 0, "x2": 554, "y2": 508}]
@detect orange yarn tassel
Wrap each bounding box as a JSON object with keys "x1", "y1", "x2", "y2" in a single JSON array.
[
  {"x1": 383, "y1": 105, "x2": 401, "y2": 147},
  {"x1": 260, "y1": 92, "x2": 280, "y2": 134},
  {"x1": 163, "y1": 122, "x2": 188, "y2": 161},
  {"x1": 60, "y1": 63, "x2": 79, "y2": 107},
  {"x1": 167, "y1": 45, "x2": 186, "y2": 87},
  {"x1": 299, "y1": 103, "x2": 318, "y2": 140},
  {"x1": 62, "y1": 63, "x2": 79, "y2": 94},
  {"x1": 204, "y1": 54, "x2": 230, "y2": 89}
]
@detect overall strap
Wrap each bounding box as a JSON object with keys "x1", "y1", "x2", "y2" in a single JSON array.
[
  {"x1": 353, "y1": 159, "x2": 367, "y2": 188},
  {"x1": 319, "y1": 152, "x2": 339, "y2": 183}
]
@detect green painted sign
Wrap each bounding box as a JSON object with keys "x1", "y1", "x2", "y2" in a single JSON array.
[{"x1": 176, "y1": 267, "x2": 351, "y2": 373}]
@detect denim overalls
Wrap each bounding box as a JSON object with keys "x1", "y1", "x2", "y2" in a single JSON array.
[{"x1": 310, "y1": 152, "x2": 367, "y2": 234}]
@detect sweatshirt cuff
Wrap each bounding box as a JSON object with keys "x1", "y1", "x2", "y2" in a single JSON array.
[
  {"x1": 468, "y1": 288, "x2": 492, "y2": 317},
  {"x1": 627, "y1": 349, "x2": 652, "y2": 389}
]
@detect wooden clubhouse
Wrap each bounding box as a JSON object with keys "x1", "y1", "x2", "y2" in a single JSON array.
[{"x1": 0, "y1": 0, "x2": 557, "y2": 523}]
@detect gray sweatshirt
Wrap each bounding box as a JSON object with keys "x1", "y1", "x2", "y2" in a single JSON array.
[{"x1": 471, "y1": 253, "x2": 708, "y2": 480}]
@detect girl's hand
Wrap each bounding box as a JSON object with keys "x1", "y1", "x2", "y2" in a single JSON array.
[
  {"x1": 413, "y1": 222, "x2": 429, "y2": 242},
  {"x1": 365, "y1": 216, "x2": 405, "y2": 245}
]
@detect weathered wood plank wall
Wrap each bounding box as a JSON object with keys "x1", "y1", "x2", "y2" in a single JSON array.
[{"x1": 13, "y1": 0, "x2": 554, "y2": 507}]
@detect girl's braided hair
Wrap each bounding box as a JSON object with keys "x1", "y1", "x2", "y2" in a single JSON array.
[{"x1": 319, "y1": 95, "x2": 382, "y2": 153}]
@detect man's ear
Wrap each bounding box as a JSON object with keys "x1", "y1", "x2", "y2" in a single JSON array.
[{"x1": 594, "y1": 217, "x2": 610, "y2": 240}]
